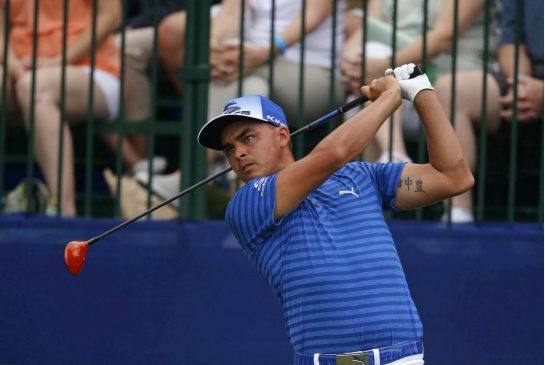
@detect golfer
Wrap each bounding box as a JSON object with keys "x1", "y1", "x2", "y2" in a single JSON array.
[{"x1": 198, "y1": 63, "x2": 474, "y2": 365}]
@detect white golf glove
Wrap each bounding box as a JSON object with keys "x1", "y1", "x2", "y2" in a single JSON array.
[{"x1": 385, "y1": 63, "x2": 434, "y2": 102}]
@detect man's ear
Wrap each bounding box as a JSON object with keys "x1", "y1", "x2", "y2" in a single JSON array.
[{"x1": 277, "y1": 125, "x2": 291, "y2": 148}]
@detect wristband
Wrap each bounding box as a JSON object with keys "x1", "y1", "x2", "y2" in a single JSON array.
[{"x1": 273, "y1": 35, "x2": 287, "y2": 55}]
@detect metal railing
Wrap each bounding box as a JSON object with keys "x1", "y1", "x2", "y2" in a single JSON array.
[{"x1": 0, "y1": 0, "x2": 542, "y2": 223}]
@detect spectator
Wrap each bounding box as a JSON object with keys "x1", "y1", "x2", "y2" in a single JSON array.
[
  {"x1": 105, "y1": 0, "x2": 220, "y2": 175},
  {"x1": 207, "y1": 0, "x2": 345, "y2": 137},
  {"x1": 99, "y1": 27, "x2": 167, "y2": 179},
  {"x1": 342, "y1": 0, "x2": 499, "y2": 221},
  {"x1": 0, "y1": 8, "x2": 23, "y2": 120},
  {"x1": 161, "y1": 1, "x2": 344, "y2": 152},
  {"x1": 157, "y1": 0, "x2": 222, "y2": 94},
  {"x1": 344, "y1": 0, "x2": 366, "y2": 40},
  {"x1": 497, "y1": 0, "x2": 542, "y2": 120},
  {"x1": 3, "y1": 0, "x2": 121, "y2": 216},
  {"x1": 210, "y1": 0, "x2": 346, "y2": 189},
  {"x1": 435, "y1": 0, "x2": 543, "y2": 222},
  {"x1": 149, "y1": 0, "x2": 345, "y2": 197},
  {"x1": 100, "y1": 0, "x2": 196, "y2": 177},
  {"x1": 104, "y1": 1, "x2": 228, "y2": 214}
]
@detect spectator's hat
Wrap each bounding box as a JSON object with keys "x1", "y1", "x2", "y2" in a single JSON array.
[{"x1": 198, "y1": 95, "x2": 288, "y2": 150}]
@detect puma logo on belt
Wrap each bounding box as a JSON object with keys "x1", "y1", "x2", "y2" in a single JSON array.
[{"x1": 338, "y1": 186, "x2": 359, "y2": 197}]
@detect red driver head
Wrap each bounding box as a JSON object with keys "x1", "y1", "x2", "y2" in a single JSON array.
[{"x1": 64, "y1": 241, "x2": 88, "y2": 275}]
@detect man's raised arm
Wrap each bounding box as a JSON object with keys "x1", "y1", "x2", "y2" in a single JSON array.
[{"x1": 392, "y1": 64, "x2": 475, "y2": 210}]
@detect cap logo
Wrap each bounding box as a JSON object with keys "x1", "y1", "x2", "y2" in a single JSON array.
[
  {"x1": 222, "y1": 101, "x2": 240, "y2": 114},
  {"x1": 266, "y1": 115, "x2": 282, "y2": 126},
  {"x1": 222, "y1": 101, "x2": 252, "y2": 116}
]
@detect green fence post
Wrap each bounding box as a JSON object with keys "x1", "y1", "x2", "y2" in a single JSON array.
[
  {"x1": 476, "y1": 0, "x2": 491, "y2": 224},
  {"x1": 25, "y1": 0, "x2": 40, "y2": 213},
  {"x1": 387, "y1": 0, "x2": 398, "y2": 165},
  {"x1": 415, "y1": 0, "x2": 429, "y2": 221},
  {"x1": 180, "y1": 0, "x2": 196, "y2": 218},
  {"x1": 180, "y1": 0, "x2": 210, "y2": 219},
  {"x1": 507, "y1": 0, "x2": 522, "y2": 223},
  {"x1": 83, "y1": 0, "x2": 99, "y2": 217},
  {"x1": 295, "y1": 0, "x2": 306, "y2": 159},
  {"x1": 237, "y1": 0, "x2": 246, "y2": 97},
  {"x1": 360, "y1": 0, "x2": 368, "y2": 86},
  {"x1": 327, "y1": 0, "x2": 338, "y2": 132},
  {"x1": 145, "y1": 0, "x2": 161, "y2": 216},
  {"x1": 445, "y1": 0, "x2": 459, "y2": 225},
  {"x1": 113, "y1": 0, "x2": 129, "y2": 218},
  {"x1": 56, "y1": 0, "x2": 69, "y2": 216},
  {"x1": 0, "y1": 0, "x2": 10, "y2": 201},
  {"x1": 539, "y1": 120, "x2": 543, "y2": 222},
  {"x1": 268, "y1": 0, "x2": 276, "y2": 99}
]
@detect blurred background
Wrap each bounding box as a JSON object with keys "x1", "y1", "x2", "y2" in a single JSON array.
[{"x1": 0, "y1": 0, "x2": 543, "y2": 364}]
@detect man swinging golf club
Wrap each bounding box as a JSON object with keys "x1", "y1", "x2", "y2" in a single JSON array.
[{"x1": 198, "y1": 63, "x2": 473, "y2": 364}]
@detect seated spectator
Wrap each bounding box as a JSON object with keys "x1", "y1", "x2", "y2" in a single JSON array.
[
  {"x1": 100, "y1": 0, "x2": 196, "y2": 177},
  {"x1": 0, "y1": 8, "x2": 23, "y2": 120},
  {"x1": 435, "y1": 0, "x2": 543, "y2": 221},
  {"x1": 156, "y1": 0, "x2": 345, "y2": 189},
  {"x1": 207, "y1": 0, "x2": 345, "y2": 140},
  {"x1": 2, "y1": 0, "x2": 121, "y2": 216},
  {"x1": 497, "y1": 0, "x2": 542, "y2": 121},
  {"x1": 157, "y1": 0, "x2": 222, "y2": 94},
  {"x1": 342, "y1": 0, "x2": 499, "y2": 222}
]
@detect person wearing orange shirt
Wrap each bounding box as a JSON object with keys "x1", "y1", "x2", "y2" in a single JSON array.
[{"x1": 1, "y1": 0, "x2": 121, "y2": 216}]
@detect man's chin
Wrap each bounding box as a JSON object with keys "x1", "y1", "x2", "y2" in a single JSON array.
[{"x1": 242, "y1": 171, "x2": 266, "y2": 182}]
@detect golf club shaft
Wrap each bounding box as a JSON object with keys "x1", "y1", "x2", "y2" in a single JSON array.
[
  {"x1": 87, "y1": 95, "x2": 368, "y2": 246},
  {"x1": 87, "y1": 63, "x2": 426, "y2": 246}
]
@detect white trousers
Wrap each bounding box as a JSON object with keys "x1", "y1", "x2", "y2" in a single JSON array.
[{"x1": 387, "y1": 353, "x2": 424, "y2": 365}]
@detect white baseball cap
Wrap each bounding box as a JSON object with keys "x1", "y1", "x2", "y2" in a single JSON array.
[{"x1": 198, "y1": 95, "x2": 288, "y2": 150}]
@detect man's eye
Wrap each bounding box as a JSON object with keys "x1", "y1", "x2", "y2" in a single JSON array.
[
  {"x1": 244, "y1": 135, "x2": 254, "y2": 142},
  {"x1": 224, "y1": 147, "x2": 233, "y2": 156}
]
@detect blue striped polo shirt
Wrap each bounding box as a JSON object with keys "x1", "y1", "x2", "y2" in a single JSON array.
[{"x1": 225, "y1": 162, "x2": 423, "y2": 354}]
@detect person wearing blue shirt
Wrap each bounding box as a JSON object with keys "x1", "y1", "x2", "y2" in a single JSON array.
[
  {"x1": 498, "y1": 0, "x2": 543, "y2": 121},
  {"x1": 198, "y1": 64, "x2": 474, "y2": 365}
]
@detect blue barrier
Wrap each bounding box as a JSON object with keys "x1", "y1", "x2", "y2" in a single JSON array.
[{"x1": 0, "y1": 215, "x2": 542, "y2": 364}]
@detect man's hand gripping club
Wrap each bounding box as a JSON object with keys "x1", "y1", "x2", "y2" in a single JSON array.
[{"x1": 385, "y1": 63, "x2": 434, "y2": 102}]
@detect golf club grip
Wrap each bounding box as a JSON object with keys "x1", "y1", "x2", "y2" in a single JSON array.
[
  {"x1": 306, "y1": 63, "x2": 426, "y2": 133},
  {"x1": 341, "y1": 64, "x2": 426, "y2": 113},
  {"x1": 338, "y1": 95, "x2": 368, "y2": 114}
]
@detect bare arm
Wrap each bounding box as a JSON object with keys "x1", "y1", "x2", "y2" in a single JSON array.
[
  {"x1": 359, "y1": 0, "x2": 485, "y2": 83},
  {"x1": 0, "y1": 8, "x2": 24, "y2": 79},
  {"x1": 274, "y1": 76, "x2": 402, "y2": 219},
  {"x1": 210, "y1": 0, "x2": 241, "y2": 43},
  {"x1": 342, "y1": 0, "x2": 484, "y2": 92},
  {"x1": 342, "y1": 0, "x2": 382, "y2": 55},
  {"x1": 212, "y1": 0, "x2": 334, "y2": 84},
  {"x1": 64, "y1": 0, "x2": 121, "y2": 64},
  {"x1": 212, "y1": 0, "x2": 332, "y2": 48},
  {"x1": 395, "y1": 90, "x2": 474, "y2": 210},
  {"x1": 394, "y1": 0, "x2": 485, "y2": 66},
  {"x1": 498, "y1": 44, "x2": 543, "y2": 121},
  {"x1": 276, "y1": 0, "x2": 333, "y2": 50},
  {"x1": 498, "y1": 43, "x2": 532, "y2": 76}
]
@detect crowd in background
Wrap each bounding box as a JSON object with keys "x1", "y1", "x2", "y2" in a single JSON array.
[{"x1": 0, "y1": 0, "x2": 542, "y2": 220}]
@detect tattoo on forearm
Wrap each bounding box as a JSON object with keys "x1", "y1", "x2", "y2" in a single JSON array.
[
  {"x1": 398, "y1": 177, "x2": 426, "y2": 192},
  {"x1": 404, "y1": 177, "x2": 413, "y2": 191},
  {"x1": 415, "y1": 179, "x2": 424, "y2": 192}
]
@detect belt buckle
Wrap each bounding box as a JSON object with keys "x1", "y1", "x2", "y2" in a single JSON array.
[{"x1": 335, "y1": 352, "x2": 370, "y2": 365}]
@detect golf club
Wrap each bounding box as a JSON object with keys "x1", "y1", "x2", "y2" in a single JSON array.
[{"x1": 64, "y1": 64, "x2": 425, "y2": 275}]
